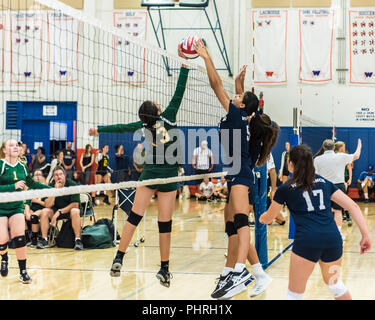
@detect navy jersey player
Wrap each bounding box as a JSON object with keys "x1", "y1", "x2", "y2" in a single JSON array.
[
  {"x1": 260, "y1": 145, "x2": 371, "y2": 300},
  {"x1": 195, "y1": 41, "x2": 279, "y2": 299}
]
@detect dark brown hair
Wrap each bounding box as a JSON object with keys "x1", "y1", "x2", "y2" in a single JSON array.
[
  {"x1": 84, "y1": 144, "x2": 92, "y2": 155},
  {"x1": 289, "y1": 144, "x2": 315, "y2": 193},
  {"x1": 250, "y1": 114, "x2": 280, "y2": 167}
]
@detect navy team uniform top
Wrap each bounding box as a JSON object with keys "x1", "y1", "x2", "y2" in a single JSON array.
[
  {"x1": 219, "y1": 101, "x2": 253, "y2": 187},
  {"x1": 273, "y1": 175, "x2": 343, "y2": 262}
]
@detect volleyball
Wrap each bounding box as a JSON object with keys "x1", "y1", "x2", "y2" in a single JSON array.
[{"x1": 180, "y1": 35, "x2": 201, "y2": 59}]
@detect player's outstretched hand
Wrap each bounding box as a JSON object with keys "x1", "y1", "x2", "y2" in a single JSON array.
[
  {"x1": 194, "y1": 39, "x2": 209, "y2": 60},
  {"x1": 178, "y1": 43, "x2": 188, "y2": 60},
  {"x1": 236, "y1": 65, "x2": 247, "y2": 81},
  {"x1": 89, "y1": 128, "x2": 98, "y2": 136}
]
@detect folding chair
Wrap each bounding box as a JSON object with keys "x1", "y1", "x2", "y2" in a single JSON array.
[
  {"x1": 80, "y1": 193, "x2": 96, "y2": 227},
  {"x1": 112, "y1": 188, "x2": 146, "y2": 247}
]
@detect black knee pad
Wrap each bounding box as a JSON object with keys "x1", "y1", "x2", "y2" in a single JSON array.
[
  {"x1": 0, "y1": 242, "x2": 8, "y2": 253},
  {"x1": 12, "y1": 236, "x2": 26, "y2": 248},
  {"x1": 30, "y1": 215, "x2": 39, "y2": 225},
  {"x1": 127, "y1": 210, "x2": 143, "y2": 227},
  {"x1": 225, "y1": 221, "x2": 237, "y2": 237},
  {"x1": 158, "y1": 220, "x2": 172, "y2": 234},
  {"x1": 234, "y1": 213, "x2": 249, "y2": 231}
]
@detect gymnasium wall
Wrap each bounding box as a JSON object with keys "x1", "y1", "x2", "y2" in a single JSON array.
[
  {"x1": 1, "y1": 0, "x2": 374, "y2": 177},
  {"x1": 272, "y1": 126, "x2": 375, "y2": 187}
]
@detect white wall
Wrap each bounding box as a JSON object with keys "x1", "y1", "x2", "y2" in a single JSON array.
[
  {"x1": 237, "y1": 0, "x2": 375, "y2": 128},
  {"x1": 2, "y1": 0, "x2": 373, "y2": 152}
]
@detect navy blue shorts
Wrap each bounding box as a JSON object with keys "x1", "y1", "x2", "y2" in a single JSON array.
[
  {"x1": 292, "y1": 242, "x2": 343, "y2": 263},
  {"x1": 226, "y1": 176, "x2": 253, "y2": 204}
]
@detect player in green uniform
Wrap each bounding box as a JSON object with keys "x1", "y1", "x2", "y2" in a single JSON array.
[
  {"x1": 0, "y1": 139, "x2": 51, "y2": 283},
  {"x1": 89, "y1": 46, "x2": 189, "y2": 287}
]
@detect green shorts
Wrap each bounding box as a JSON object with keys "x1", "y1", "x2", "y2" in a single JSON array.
[
  {"x1": 140, "y1": 165, "x2": 179, "y2": 193},
  {"x1": 0, "y1": 206, "x2": 25, "y2": 218}
]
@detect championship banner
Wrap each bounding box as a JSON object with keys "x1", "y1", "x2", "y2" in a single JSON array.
[
  {"x1": 47, "y1": 12, "x2": 81, "y2": 83},
  {"x1": 299, "y1": 9, "x2": 334, "y2": 83},
  {"x1": 349, "y1": 10, "x2": 375, "y2": 85},
  {"x1": 114, "y1": 11, "x2": 147, "y2": 84},
  {"x1": 252, "y1": 9, "x2": 288, "y2": 84},
  {"x1": 11, "y1": 11, "x2": 43, "y2": 84}
]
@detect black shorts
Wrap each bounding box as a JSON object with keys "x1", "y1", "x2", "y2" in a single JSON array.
[
  {"x1": 96, "y1": 171, "x2": 109, "y2": 177},
  {"x1": 292, "y1": 242, "x2": 343, "y2": 263},
  {"x1": 331, "y1": 183, "x2": 346, "y2": 210},
  {"x1": 51, "y1": 207, "x2": 71, "y2": 220}
]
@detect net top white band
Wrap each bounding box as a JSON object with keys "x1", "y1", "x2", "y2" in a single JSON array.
[{"x1": 0, "y1": 171, "x2": 227, "y2": 203}]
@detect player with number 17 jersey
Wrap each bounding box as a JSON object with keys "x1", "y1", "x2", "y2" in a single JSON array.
[{"x1": 273, "y1": 175, "x2": 342, "y2": 249}]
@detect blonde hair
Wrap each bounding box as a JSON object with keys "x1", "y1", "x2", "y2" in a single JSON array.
[
  {"x1": 334, "y1": 141, "x2": 345, "y2": 153},
  {"x1": 0, "y1": 141, "x2": 6, "y2": 159}
]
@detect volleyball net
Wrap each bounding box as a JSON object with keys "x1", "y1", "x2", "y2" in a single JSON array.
[
  {"x1": 0, "y1": 0, "x2": 238, "y2": 196},
  {"x1": 299, "y1": 112, "x2": 336, "y2": 154}
]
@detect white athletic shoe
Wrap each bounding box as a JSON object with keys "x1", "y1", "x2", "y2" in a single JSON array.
[
  {"x1": 218, "y1": 283, "x2": 247, "y2": 300},
  {"x1": 250, "y1": 274, "x2": 272, "y2": 297}
]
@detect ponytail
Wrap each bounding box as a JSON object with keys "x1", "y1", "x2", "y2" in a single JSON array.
[
  {"x1": 139, "y1": 100, "x2": 160, "y2": 144},
  {"x1": 249, "y1": 113, "x2": 279, "y2": 167}
]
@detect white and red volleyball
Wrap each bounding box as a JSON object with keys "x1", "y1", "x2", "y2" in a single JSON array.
[{"x1": 180, "y1": 35, "x2": 201, "y2": 59}]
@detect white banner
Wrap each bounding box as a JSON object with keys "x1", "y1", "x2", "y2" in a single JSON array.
[
  {"x1": 349, "y1": 10, "x2": 375, "y2": 85},
  {"x1": 252, "y1": 9, "x2": 287, "y2": 84},
  {"x1": 299, "y1": 9, "x2": 334, "y2": 83},
  {"x1": 47, "y1": 12, "x2": 81, "y2": 83},
  {"x1": 114, "y1": 11, "x2": 147, "y2": 84},
  {"x1": 11, "y1": 11, "x2": 43, "y2": 84}
]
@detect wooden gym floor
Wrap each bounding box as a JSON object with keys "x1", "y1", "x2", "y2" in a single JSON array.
[{"x1": 1, "y1": 197, "x2": 374, "y2": 300}]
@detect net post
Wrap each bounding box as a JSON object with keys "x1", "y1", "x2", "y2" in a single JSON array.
[
  {"x1": 114, "y1": 190, "x2": 119, "y2": 246},
  {"x1": 288, "y1": 133, "x2": 299, "y2": 240},
  {"x1": 253, "y1": 164, "x2": 268, "y2": 267}
]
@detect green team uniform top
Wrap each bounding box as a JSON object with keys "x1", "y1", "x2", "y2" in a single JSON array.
[
  {"x1": 0, "y1": 159, "x2": 51, "y2": 215},
  {"x1": 49, "y1": 178, "x2": 80, "y2": 209},
  {"x1": 98, "y1": 67, "x2": 189, "y2": 192}
]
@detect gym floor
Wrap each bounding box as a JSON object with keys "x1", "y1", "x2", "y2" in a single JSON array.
[{"x1": 1, "y1": 198, "x2": 374, "y2": 300}]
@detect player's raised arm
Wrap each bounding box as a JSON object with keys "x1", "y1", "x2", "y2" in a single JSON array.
[{"x1": 194, "y1": 40, "x2": 230, "y2": 112}]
